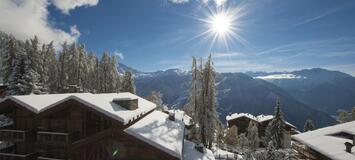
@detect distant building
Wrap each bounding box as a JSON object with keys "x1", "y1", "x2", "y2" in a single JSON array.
[
  {"x1": 0, "y1": 93, "x2": 205, "y2": 160},
  {"x1": 292, "y1": 121, "x2": 355, "y2": 160},
  {"x1": 226, "y1": 113, "x2": 298, "y2": 147}
]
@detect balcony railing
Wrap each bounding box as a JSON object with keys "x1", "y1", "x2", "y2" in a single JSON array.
[
  {"x1": 0, "y1": 152, "x2": 36, "y2": 160},
  {"x1": 37, "y1": 131, "x2": 70, "y2": 147},
  {"x1": 0, "y1": 129, "x2": 27, "y2": 142}
]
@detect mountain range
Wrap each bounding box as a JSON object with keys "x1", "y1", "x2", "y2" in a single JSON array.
[{"x1": 120, "y1": 63, "x2": 355, "y2": 129}]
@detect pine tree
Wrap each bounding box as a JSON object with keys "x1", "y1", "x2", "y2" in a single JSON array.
[
  {"x1": 265, "y1": 97, "x2": 285, "y2": 149},
  {"x1": 8, "y1": 45, "x2": 29, "y2": 95},
  {"x1": 237, "y1": 133, "x2": 248, "y2": 153},
  {"x1": 338, "y1": 109, "x2": 351, "y2": 123},
  {"x1": 225, "y1": 125, "x2": 238, "y2": 147},
  {"x1": 121, "y1": 69, "x2": 136, "y2": 94},
  {"x1": 58, "y1": 42, "x2": 69, "y2": 92},
  {"x1": 146, "y1": 91, "x2": 164, "y2": 111},
  {"x1": 199, "y1": 54, "x2": 220, "y2": 149},
  {"x1": 247, "y1": 121, "x2": 259, "y2": 151},
  {"x1": 45, "y1": 42, "x2": 58, "y2": 93},
  {"x1": 351, "y1": 106, "x2": 355, "y2": 121},
  {"x1": 303, "y1": 119, "x2": 315, "y2": 132},
  {"x1": 26, "y1": 36, "x2": 42, "y2": 94},
  {"x1": 2, "y1": 38, "x2": 18, "y2": 86},
  {"x1": 183, "y1": 57, "x2": 201, "y2": 119},
  {"x1": 108, "y1": 55, "x2": 120, "y2": 93},
  {"x1": 265, "y1": 141, "x2": 277, "y2": 160}
]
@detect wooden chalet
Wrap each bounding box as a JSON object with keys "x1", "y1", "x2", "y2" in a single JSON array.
[
  {"x1": 0, "y1": 93, "x2": 187, "y2": 160},
  {"x1": 226, "y1": 113, "x2": 298, "y2": 147},
  {"x1": 292, "y1": 121, "x2": 355, "y2": 160}
]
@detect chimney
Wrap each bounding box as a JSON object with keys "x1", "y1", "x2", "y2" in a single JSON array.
[
  {"x1": 113, "y1": 98, "x2": 138, "y2": 110},
  {"x1": 195, "y1": 143, "x2": 205, "y2": 153},
  {"x1": 169, "y1": 112, "x2": 175, "y2": 121},
  {"x1": 345, "y1": 142, "x2": 353, "y2": 153}
]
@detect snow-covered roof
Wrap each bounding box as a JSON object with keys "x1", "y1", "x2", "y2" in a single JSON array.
[
  {"x1": 0, "y1": 93, "x2": 156, "y2": 125},
  {"x1": 226, "y1": 113, "x2": 273, "y2": 122},
  {"x1": 124, "y1": 110, "x2": 185, "y2": 159},
  {"x1": 226, "y1": 113, "x2": 296, "y2": 128},
  {"x1": 292, "y1": 121, "x2": 355, "y2": 160},
  {"x1": 183, "y1": 140, "x2": 215, "y2": 160}
]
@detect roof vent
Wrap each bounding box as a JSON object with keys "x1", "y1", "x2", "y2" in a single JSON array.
[
  {"x1": 113, "y1": 98, "x2": 138, "y2": 110},
  {"x1": 195, "y1": 143, "x2": 205, "y2": 153},
  {"x1": 169, "y1": 112, "x2": 175, "y2": 121},
  {"x1": 345, "y1": 142, "x2": 353, "y2": 153}
]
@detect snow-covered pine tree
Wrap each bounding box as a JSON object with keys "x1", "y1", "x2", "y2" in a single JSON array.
[
  {"x1": 183, "y1": 56, "x2": 201, "y2": 119},
  {"x1": 121, "y1": 69, "x2": 136, "y2": 94},
  {"x1": 58, "y1": 42, "x2": 70, "y2": 92},
  {"x1": 1, "y1": 38, "x2": 17, "y2": 85},
  {"x1": 237, "y1": 133, "x2": 248, "y2": 153},
  {"x1": 303, "y1": 119, "x2": 315, "y2": 132},
  {"x1": 108, "y1": 55, "x2": 120, "y2": 93},
  {"x1": 225, "y1": 125, "x2": 238, "y2": 147},
  {"x1": 7, "y1": 44, "x2": 29, "y2": 95},
  {"x1": 99, "y1": 52, "x2": 111, "y2": 93},
  {"x1": 352, "y1": 107, "x2": 355, "y2": 121},
  {"x1": 265, "y1": 141, "x2": 277, "y2": 160},
  {"x1": 77, "y1": 44, "x2": 88, "y2": 91},
  {"x1": 86, "y1": 53, "x2": 100, "y2": 92},
  {"x1": 265, "y1": 97, "x2": 285, "y2": 149},
  {"x1": 27, "y1": 36, "x2": 43, "y2": 94},
  {"x1": 146, "y1": 91, "x2": 164, "y2": 111},
  {"x1": 199, "y1": 54, "x2": 221, "y2": 149},
  {"x1": 247, "y1": 121, "x2": 259, "y2": 151},
  {"x1": 44, "y1": 42, "x2": 58, "y2": 93}
]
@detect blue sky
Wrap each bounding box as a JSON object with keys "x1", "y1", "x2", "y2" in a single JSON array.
[{"x1": 1, "y1": 0, "x2": 355, "y2": 75}]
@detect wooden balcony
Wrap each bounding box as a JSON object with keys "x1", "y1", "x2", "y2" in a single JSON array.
[
  {"x1": 0, "y1": 152, "x2": 36, "y2": 160},
  {"x1": 36, "y1": 131, "x2": 70, "y2": 147},
  {"x1": 0, "y1": 129, "x2": 27, "y2": 142}
]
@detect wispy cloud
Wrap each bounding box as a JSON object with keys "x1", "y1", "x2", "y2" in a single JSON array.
[
  {"x1": 168, "y1": 0, "x2": 228, "y2": 6},
  {"x1": 294, "y1": 4, "x2": 351, "y2": 26},
  {"x1": 114, "y1": 51, "x2": 124, "y2": 60}
]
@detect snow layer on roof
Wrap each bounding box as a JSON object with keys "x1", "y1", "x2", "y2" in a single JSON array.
[
  {"x1": 125, "y1": 110, "x2": 185, "y2": 159},
  {"x1": 226, "y1": 113, "x2": 296, "y2": 128},
  {"x1": 183, "y1": 140, "x2": 215, "y2": 160},
  {"x1": 226, "y1": 113, "x2": 273, "y2": 122},
  {"x1": 6, "y1": 93, "x2": 86, "y2": 113},
  {"x1": 1, "y1": 93, "x2": 156, "y2": 124},
  {"x1": 292, "y1": 121, "x2": 355, "y2": 160}
]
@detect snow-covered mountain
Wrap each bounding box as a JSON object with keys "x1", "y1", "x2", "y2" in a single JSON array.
[
  {"x1": 248, "y1": 68, "x2": 355, "y2": 114},
  {"x1": 132, "y1": 67, "x2": 341, "y2": 128}
]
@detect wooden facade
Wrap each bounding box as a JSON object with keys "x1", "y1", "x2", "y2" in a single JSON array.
[
  {"x1": 227, "y1": 115, "x2": 296, "y2": 140},
  {"x1": 0, "y1": 98, "x2": 179, "y2": 160}
]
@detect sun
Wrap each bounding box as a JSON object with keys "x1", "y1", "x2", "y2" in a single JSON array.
[{"x1": 210, "y1": 13, "x2": 232, "y2": 36}]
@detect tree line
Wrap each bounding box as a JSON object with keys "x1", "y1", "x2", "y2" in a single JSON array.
[{"x1": 0, "y1": 32, "x2": 135, "y2": 95}]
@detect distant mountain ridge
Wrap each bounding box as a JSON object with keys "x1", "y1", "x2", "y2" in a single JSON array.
[
  {"x1": 249, "y1": 68, "x2": 355, "y2": 114},
  {"x1": 118, "y1": 64, "x2": 355, "y2": 128}
]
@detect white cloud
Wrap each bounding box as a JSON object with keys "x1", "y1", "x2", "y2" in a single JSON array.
[
  {"x1": 0, "y1": 0, "x2": 98, "y2": 49},
  {"x1": 114, "y1": 51, "x2": 124, "y2": 60},
  {"x1": 51, "y1": 0, "x2": 99, "y2": 14},
  {"x1": 169, "y1": 0, "x2": 189, "y2": 4},
  {"x1": 169, "y1": 0, "x2": 227, "y2": 6}
]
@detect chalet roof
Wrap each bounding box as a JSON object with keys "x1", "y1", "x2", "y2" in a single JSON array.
[
  {"x1": 0, "y1": 92, "x2": 156, "y2": 125},
  {"x1": 292, "y1": 121, "x2": 355, "y2": 160},
  {"x1": 125, "y1": 110, "x2": 186, "y2": 159},
  {"x1": 226, "y1": 113, "x2": 296, "y2": 128}
]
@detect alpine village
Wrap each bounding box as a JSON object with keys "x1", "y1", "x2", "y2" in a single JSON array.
[{"x1": 0, "y1": 0, "x2": 355, "y2": 160}]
